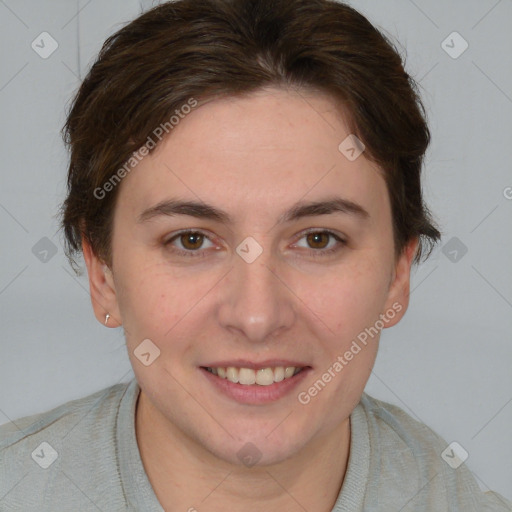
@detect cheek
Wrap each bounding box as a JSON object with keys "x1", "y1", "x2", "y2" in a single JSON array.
[
  {"x1": 115, "y1": 260, "x2": 223, "y2": 356},
  {"x1": 114, "y1": 263, "x2": 186, "y2": 343},
  {"x1": 299, "y1": 258, "x2": 391, "y2": 343}
]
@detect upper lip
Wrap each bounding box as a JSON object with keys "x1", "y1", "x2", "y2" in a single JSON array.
[{"x1": 201, "y1": 359, "x2": 311, "y2": 370}]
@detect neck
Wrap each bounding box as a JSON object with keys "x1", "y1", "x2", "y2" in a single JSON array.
[{"x1": 135, "y1": 390, "x2": 350, "y2": 511}]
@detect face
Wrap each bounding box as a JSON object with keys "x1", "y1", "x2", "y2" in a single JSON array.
[{"x1": 83, "y1": 87, "x2": 417, "y2": 466}]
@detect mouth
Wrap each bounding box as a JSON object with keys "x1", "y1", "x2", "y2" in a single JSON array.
[
  {"x1": 199, "y1": 362, "x2": 312, "y2": 404},
  {"x1": 201, "y1": 365, "x2": 306, "y2": 386}
]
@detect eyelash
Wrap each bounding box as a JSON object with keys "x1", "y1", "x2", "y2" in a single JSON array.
[{"x1": 163, "y1": 229, "x2": 346, "y2": 259}]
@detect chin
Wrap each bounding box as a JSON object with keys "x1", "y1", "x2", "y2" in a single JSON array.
[
  {"x1": 201, "y1": 421, "x2": 315, "y2": 469},
  {"x1": 212, "y1": 440, "x2": 301, "y2": 468}
]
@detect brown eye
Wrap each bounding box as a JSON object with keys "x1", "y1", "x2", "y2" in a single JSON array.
[
  {"x1": 164, "y1": 230, "x2": 215, "y2": 257},
  {"x1": 180, "y1": 232, "x2": 204, "y2": 250},
  {"x1": 306, "y1": 232, "x2": 330, "y2": 249},
  {"x1": 293, "y1": 229, "x2": 346, "y2": 257}
]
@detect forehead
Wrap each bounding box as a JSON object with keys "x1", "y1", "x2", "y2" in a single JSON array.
[{"x1": 116, "y1": 87, "x2": 386, "y2": 221}]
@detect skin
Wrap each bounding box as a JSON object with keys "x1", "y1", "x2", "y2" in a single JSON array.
[{"x1": 82, "y1": 86, "x2": 418, "y2": 511}]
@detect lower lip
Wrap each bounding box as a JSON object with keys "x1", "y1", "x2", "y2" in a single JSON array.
[{"x1": 200, "y1": 367, "x2": 312, "y2": 405}]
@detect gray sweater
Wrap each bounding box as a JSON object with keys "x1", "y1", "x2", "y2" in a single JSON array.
[{"x1": 0, "y1": 379, "x2": 510, "y2": 511}]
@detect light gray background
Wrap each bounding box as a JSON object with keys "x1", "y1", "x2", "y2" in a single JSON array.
[{"x1": 0, "y1": 0, "x2": 511, "y2": 501}]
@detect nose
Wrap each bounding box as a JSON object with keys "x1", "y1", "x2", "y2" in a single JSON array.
[{"x1": 216, "y1": 246, "x2": 296, "y2": 344}]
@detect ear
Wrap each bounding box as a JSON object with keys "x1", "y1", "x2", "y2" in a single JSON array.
[
  {"x1": 382, "y1": 237, "x2": 419, "y2": 328},
  {"x1": 82, "y1": 235, "x2": 122, "y2": 327}
]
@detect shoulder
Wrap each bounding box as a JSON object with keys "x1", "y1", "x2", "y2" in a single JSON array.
[
  {"x1": 0, "y1": 381, "x2": 130, "y2": 446},
  {"x1": 0, "y1": 380, "x2": 134, "y2": 511},
  {"x1": 356, "y1": 393, "x2": 512, "y2": 511}
]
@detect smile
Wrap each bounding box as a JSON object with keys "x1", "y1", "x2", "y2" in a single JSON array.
[
  {"x1": 199, "y1": 360, "x2": 312, "y2": 404},
  {"x1": 204, "y1": 366, "x2": 304, "y2": 386}
]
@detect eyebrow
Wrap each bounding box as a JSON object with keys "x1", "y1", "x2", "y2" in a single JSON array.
[{"x1": 137, "y1": 196, "x2": 370, "y2": 225}]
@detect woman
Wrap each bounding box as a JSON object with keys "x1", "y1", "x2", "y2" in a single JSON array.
[{"x1": 1, "y1": 0, "x2": 509, "y2": 510}]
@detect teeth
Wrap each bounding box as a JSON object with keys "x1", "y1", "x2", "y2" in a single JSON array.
[
  {"x1": 239, "y1": 368, "x2": 256, "y2": 385},
  {"x1": 207, "y1": 366, "x2": 303, "y2": 385},
  {"x1": 284, "y1": 367, "x2": 295, "y2": 378},
  {"x1": 273, "y1": 366, "x2": 285, "y2": 382},
  {"x1": 256, "y1": 368, "x2": 274, "y2": 386},
  {"x1": 226, "y1": 367, "x2": 239, "y2": 383}
]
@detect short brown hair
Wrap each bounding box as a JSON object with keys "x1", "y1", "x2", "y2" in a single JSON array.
[{"x1": 59, "y1": 0, "x2": 441, "y2": 274}]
